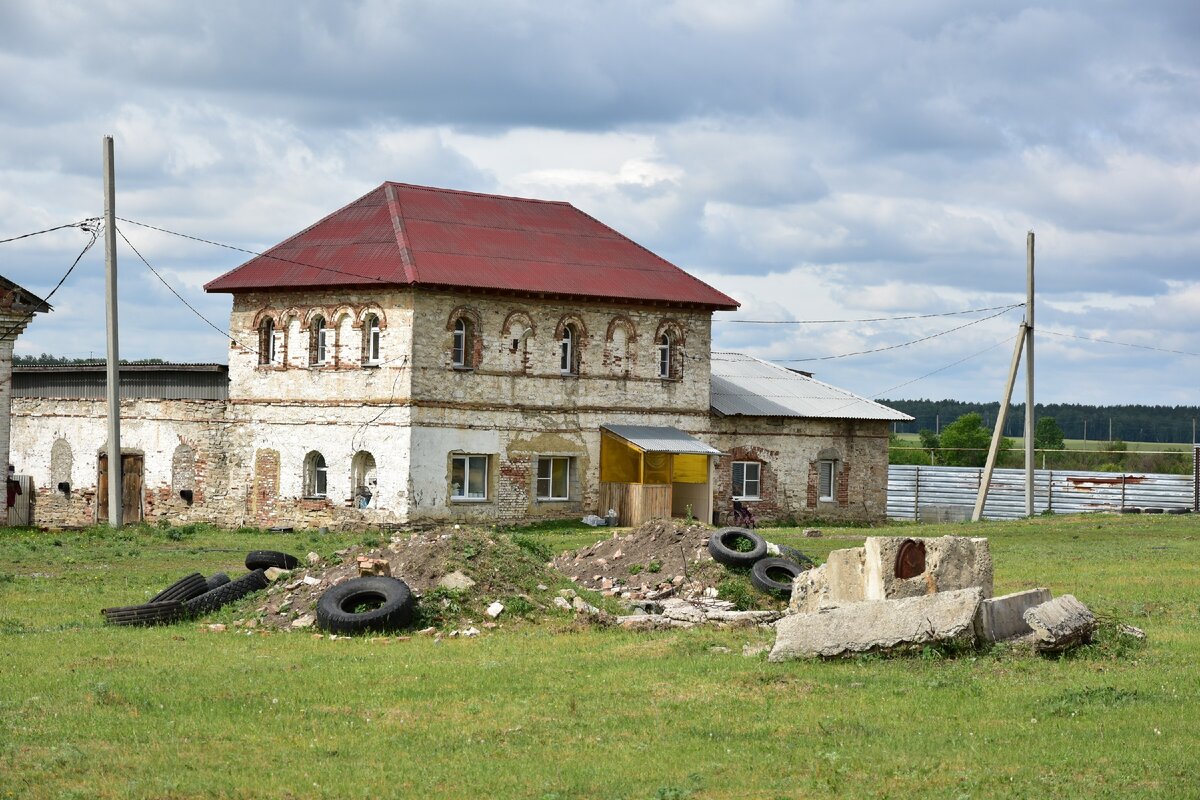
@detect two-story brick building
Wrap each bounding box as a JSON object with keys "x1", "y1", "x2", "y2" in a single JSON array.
[{"x1": 10, "y1": 182, "x2": 908, "y2": 530}]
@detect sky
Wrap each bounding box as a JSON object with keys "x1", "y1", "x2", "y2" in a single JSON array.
[{"x1": 2, "y1": 0, "x2": 1199, "y2": 407}]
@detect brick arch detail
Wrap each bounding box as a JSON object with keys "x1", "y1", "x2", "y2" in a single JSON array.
[
  {"x1": 605, "y1": 315, "x2": 638, "y2": 344},
  {"x1": 501, "y1": 309, "x2": 536, "y2": 339},
  {"x1": 553, "y1": 314, "x2": 589, "y2": 341}
]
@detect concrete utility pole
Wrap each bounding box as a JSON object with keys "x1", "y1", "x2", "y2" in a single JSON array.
[
  {"x1": 103, "y1": 136, "x2": 122, "y2": 528},
  {"x1": 1024, "y1": 231, "x2": 1035, "y2": 517}
]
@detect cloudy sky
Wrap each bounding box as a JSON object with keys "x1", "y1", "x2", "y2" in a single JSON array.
[{"x1": 3, "y1": 1, "x2": 1198, "y2": 407}]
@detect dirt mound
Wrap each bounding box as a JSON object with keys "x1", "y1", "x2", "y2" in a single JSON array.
[
  {"x1": 257, "y1": 527, "x2": 586, "y2": 631},
  {"x1": 552, "y1": 519, "x2": 727, "y2": 599}
]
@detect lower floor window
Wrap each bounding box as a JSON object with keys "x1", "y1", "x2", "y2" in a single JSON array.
[
  {"x1": 451, "y1": 455, "x2": 489, "y2": 500},
  {"x1": 537, "y1": 456, "x2": 571, "y2": 500},
  {"x1": 305, "y1": 451, "x2": 327, "y2": 498},
  {"x1": 818, "y1": 459, "x2": 836, "y2": 502},
  {"x1": 732, "y1": 461, "x2": 761, "y2": 500}
]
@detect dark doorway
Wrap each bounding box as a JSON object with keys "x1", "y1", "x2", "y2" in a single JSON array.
[{"x1": 98, "y1": 453, "x2": 144, "y2": 523}]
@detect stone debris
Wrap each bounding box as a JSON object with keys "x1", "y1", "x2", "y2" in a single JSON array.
[
  {"x1": 306, "y1": 552, "x2": 321, "y2": 566},
  {"x1": 1119, "y1": 624, "x2": 1147, "y2": 640},
  {"x1": 438, "y1": 570, "x2": 476, "y2": 591},
  {"x1": 356, "y1": 557, "x2": 391, "y2": 577},
  {"x1": 291, "y1": 614, "x2": 315, "y2": 629},
  {"x1": 770, "y1": 587, "x2": 984, "y2": 661},
  {"x1": 1023, "y1": 595, "x2": 1097, "y2": 653},
  {"x1": 553, "y1": 596, "x2": 572, "y2": 611},
  {"x1": 205, "y1": 623, "x2": 227, "y2": 633},
  {"x1": 571, "y1": 596, "x2": 600, "y2": 614},
  {"x1": 742, "y1": 642, "x2": 771, "y2": 657},
  {"x1": 486, "y1": 601, "x2": 504, "y2": 619},
  {"x1": 264, "y1": 567, "x2": 289, "y2": 582},
  {"x1": 302, "y1": 576, "x2": 322, "y2": 587},
  {"x1": 461, "y1": 627, "x2": 481, "y2": 638},
  {"x1": 974, "y1": 588, "x2": 1052, "y2": 643},
  {"x1": 803, "y1": 528, "x2": 823, "y2": 538},
  {"x1": 417, "y1": 626, "x2": 437, "y2": 636}
]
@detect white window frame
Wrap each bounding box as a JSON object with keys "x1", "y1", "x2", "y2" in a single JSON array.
[
  {"x1": 451, "y1": 454, "x2": 489, "y2": 501},
  {"x1": 732, "y1": 461, "x2": 761, "y2": 501},
  {"x1": 536, "y1": 456, "x2": 572, "y2": 501},
  {"x1": 365, "y1": 316, "x2": 381, "y2": 365},
  {"x1": 452, "y1": 318, "x2": 469, "y2": 368},
  {"x1": 657, "y1": 333, "x2": 671, "y2": 378},
  {"x1": 305, "y1": 451, "x2": 328, "y2": 499},
  {"x1": 818, "y1": 459, "x2": 836, "y2": 502},
  {"x1": 560, "y1": 326, "x2": 575, "y2": 375},
  {"x1": 311, "y1": 318, "x2": 328, "y2": 366},
  {"x1": 259, "y1": 318, "x2": 275, "y2": 366}
]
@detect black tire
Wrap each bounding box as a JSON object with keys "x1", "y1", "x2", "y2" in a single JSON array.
[
  {"x1": 1168, "y1": 507, "x2": 1192, "y2": 515},
  {"x1": 1119, "y1": 507, "x2": 1142, "y2": 514},
  {"x1": 776, "y1": 545, "x2": 815, "y2": 570},
  {"x1": 707, "y1": 528, "x2": 768, "y2": 567},
  {"x1": 1143, "y1": 507, "x2": 1164, "y2": 515},
  {"x1": 245, "y1": 550, "x2": 300, "y2": 571},
  {"x1": 184, "y1": 569, "x2": 270, "y2": 617},
  {"x1": 316, "y1": 576, "x2": 415, "y2": 635},
  {"x1": 750, "y1": 558, "x2": 806, "y2": 596},
  {"x1": 102, "y1": 600, "x2": 186, "y2": 627},
  {"x1": 205, "y1": 572, "x2": 231, "y2": 591},
  {"x1": 148, "y1": 573, "x2": 209, "y2": 604}
]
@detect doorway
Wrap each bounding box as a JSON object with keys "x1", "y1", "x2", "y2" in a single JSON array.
[{"x1": 98, "y1": 453, "x2": 144, "y2": 523}]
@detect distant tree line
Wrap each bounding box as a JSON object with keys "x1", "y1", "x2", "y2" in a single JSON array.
[
  {"x1": 13, "y1": 353, "x2": 167, "y2": 366},
  {"x1": 880, "y1": 398, "x2": 1200, "y2": 444}
]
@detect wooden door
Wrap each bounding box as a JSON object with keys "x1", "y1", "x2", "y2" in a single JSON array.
[{"x1": 97, "y1": 454, "x2": 144, "y2": 523}]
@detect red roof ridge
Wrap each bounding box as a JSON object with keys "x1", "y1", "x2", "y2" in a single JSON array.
[
  {"x1": 382, "y1": 180, "x2": 574, "y2": 207},
  {"x1": 383, "y1": 183, "x2": 419, "y2": 284}
]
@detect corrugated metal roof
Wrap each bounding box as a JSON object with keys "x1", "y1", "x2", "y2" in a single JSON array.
[
  {"x1": 13, "y1": 363, "x2": 228, "y2": 401},
  {"x1": 204, "y1": 182, "x2": 739, "y2": 310},
  {"x1": 710, "y1": 352, "x2": 912, "y2": 422},
  {"x1": 602, "y1": 425, "x2": 723, "y2": 455}
]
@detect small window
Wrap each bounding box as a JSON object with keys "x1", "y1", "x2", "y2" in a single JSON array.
[
  {"x1": 452, "y1": 318, "x2": 472, "y2": 368},
  {"x1": 536, "y1": 456, "x2": 571, "y2": 501},
  {"x1": 657, "y1": 333, "x2": 671, "y2": 378},
  {"x1": 818, "y1": 460, "x2": 836, "y2": 502},
  {"x1": 305, "y1": 451, "x2": 328, "y2": 498},
  {"x1": 732, "y1": 461, "x2": 761, "y2": 500},
  {"x1": 258, "y1": 318, "x2": 276, "y2": 366},
  {"x1": 310, "y1": 317, "x2": 328, "y2": 366},
  {"x1": 451, "y1": 455, "x2": 488, "y2": 500},
  {"x1": 364, "y1": 315, "x2": 381, "y2": 365},
  {"x1": 351, "y1": 450, "x2": 377, "y2": 508},
  {"x1": 560, "y1": 325, "x2": 579, "y2": 375}
]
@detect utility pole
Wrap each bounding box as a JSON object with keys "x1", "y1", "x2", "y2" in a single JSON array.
[
  {"x1": 103, "y1": 136, "x2": 123, "y2": 528},
  {"x1": 1083, "y1": 419, "x2": 1087, "y2": 442},
  {"x1": 1024, "y1": 231, "x2": 1035, "y2": 517}
]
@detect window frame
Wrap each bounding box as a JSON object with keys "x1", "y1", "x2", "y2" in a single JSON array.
[
  {"x1": 452, "y1": 318, "x2": 471, "y2": 369},
  {"x1": 450, "y1": 454, "x2": 489, "y2": 501},
  {"x1": 258, "y1": 318, "x2": 276, "y2": 366},
  {"x1": 818, "y1": 459, "x2": 836, "y2": 502},
  {"x1": 310, "y1": 317, "x2": 328, "y2": 366},
  {"x1": 732, "y1": 460, "x2": 761, "y2": 501},
  {"x1": 560, "y1": 325, "x2": 577, "y2": 375},
  {"x1": 364, "y1": 315, "x2": 381, "y2": 366},
  {"x1": 657, "y1": 332, "x2": 671, "y2": 379},
  {"x1": 304, "y1": 451, "x2": 328, "y2": 499},
  {"x1": 536, "y1": 456, "x2": 572, "y2": 501}
]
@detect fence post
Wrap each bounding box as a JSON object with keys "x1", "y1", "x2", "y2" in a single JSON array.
[
  {"x1": 1047, "y1": 469, "x2": 1053, "y2": 514},
  {"x1": 1193, "y1": 445, "x2": 1199, "y2": 513},
  {"x1": 914, "y1": 465, "x2": 921, "y2": 522}
]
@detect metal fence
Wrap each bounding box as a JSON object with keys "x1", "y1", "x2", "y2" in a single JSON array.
[{"x1": 888, "y1": 452, "x2": 1199, "y2": 522}]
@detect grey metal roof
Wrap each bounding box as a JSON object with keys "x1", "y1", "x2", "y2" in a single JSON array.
[
  {"x1": 710, "y1": 352, "x2": 912, "y2": 422},
  {"x1": 13, "y1": 363, "x2": 228, "y2": 401},
  {"x1": 601, "y1": 425, "x2": 723, "y2": 455}
]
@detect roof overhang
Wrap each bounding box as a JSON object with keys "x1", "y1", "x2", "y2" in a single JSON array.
[{"x1": 601, "y1": 424, "x2": 723, "y2": 456}]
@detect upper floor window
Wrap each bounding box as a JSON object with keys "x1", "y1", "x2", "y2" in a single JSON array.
[
  {"x1": 310, "y1": 317, "x2": 328, "y2": 366},
  {"x1": 560, "y1": 325, "x2": 579, "y2": 375},
  {"x1": 258, "y1": 318, "x2": 278, "y2": 366},
  {"x1": 452, "y1": 318, "x2": 472, "y2": 368},
  {"x1": 657, "y1": 333, "x2": 672, "y2": 378},
  {"x1": 732, "y1": 461, "x2": 761, "y2": 500},
  {"x1": 304, "y1": 451, "x2": 328, "y2": 498},
  {"x1": 363, "y1": 315, "x2": 381, "y2": 365}
]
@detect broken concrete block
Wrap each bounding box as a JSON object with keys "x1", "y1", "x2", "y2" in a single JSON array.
[
  {"x1": 438, "y1": 570, "x2": 475, "y2": 591},
  {"x1": 864, "y1": 536, "x2": 993, "y2": 601},
  {"x1": 485, "y1": 601, "x2": 504, "y2": 619},
  {"x1": 356, "y1": 557, "x2": 391, "y2": 577},
  {"x1": 291, "y1": 614, "x2": 315, "y2": 629},
  {"x1": 769, "y1": 587, "x2": 983, "y2": 661},
  {"x1": 1023, "y1": 595, "x2": 1097, "y2": 653},
  {"x1": 788, "y1": 546, "x2": 866, "y2": 614},
  {"x1": 264, "y1": 567, "x2": 289, "y2": 582},
  {"x1": 553, "y1": 596, "x2": 572, "y2": 611},
  {"x1": 974, "y1": 588, "x2": 1052, "y2": 642}
]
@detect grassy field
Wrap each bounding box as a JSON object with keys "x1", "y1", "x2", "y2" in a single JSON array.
[{"x1": 1, "y1": 514, "x2": 1198, "y2": 799}]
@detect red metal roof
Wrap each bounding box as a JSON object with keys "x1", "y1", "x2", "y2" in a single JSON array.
[{"x1": 203, "y1": 182, "x2": 739, "y2": 310}]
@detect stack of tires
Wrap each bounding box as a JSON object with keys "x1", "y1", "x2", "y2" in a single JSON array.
[
  {"x1": 707, "y1": 527, "x2": 814, "y2": 597},
  {"x1": 101, "y1": 550, "x2": 297, "y2": 627}
]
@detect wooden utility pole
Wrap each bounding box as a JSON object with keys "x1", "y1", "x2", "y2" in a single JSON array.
[
  {"x1": 972, "y1": 326, "x2": 1027, "y2": 522},
  {"x1": 1024, "y1": 231, "x2": 1035, "y2": 516},
  {"x1": 103, "y1": 136, "x2": 123, "y2": 528}
]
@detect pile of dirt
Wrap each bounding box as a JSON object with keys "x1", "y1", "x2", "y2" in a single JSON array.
[
  {"x1": 552, "y1": 518, "x2": 730, "y2": 600},
  {"x1": 257, "y1": 527, "x2": 587, "y2": 631}
]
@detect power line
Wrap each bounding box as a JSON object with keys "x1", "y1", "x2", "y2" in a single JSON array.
[
  {"x1": 0, "y1": 219, "x2": 98, "y2": 245},
  {"x1": 714, "y1": 303, "x2": 1023, "y2": 325},
  {"x1": 776, "y1": 305, "x2": 1020, "y2": 362},
  {"x1": 115, "y1": 225, "x2": 260, "y2": 357},
  {"x1": 1041, "y1": 328, "x2": 1200, "y2": 358},
  {"x1": 116, "y1": 216, "x2": 396, "y2": 287},
  {"x1": 870, "y1": 334, "x2": 1018, "y2": 399},
  {"x1": 0, "y1": 225, "x2": 101, "y2": 341}
]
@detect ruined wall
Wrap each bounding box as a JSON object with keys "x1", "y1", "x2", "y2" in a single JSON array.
[{"x1": 707, "y1": 417, "x2": 892, "y2": 523}]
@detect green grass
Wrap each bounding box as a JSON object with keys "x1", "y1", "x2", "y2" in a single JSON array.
[{"x1": 1, "y1": 515, "x2": 1198, "y2": 798}]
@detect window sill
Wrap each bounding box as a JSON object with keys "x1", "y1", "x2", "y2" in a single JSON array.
[
  {"x1": 303, "y1": 495, "x2": 327, "y2": 501},
  {"x1": 733, "y1": 496, "x2": 761, "y2": 502},
  {"x1": 450, "y1": 497, "x2": 490, "y2": 503},
  {"x1": 451, "y1": 365, "x2": 474, "y2": 372},
  {"x1": 536, "y1": 497, "x2": 573, "y2": 503},
  {"x1": 362, "y1": 363, "x2": 380, "y2": 369}
]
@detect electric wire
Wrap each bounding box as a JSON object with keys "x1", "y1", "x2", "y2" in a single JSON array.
[
  {"x1": 0, "y1": 219, "x2": 98, "y2": 245},
  {"x1": 713, "y1": 303, "x2": 1023, "y2": 325},
  {"x1": 116, "y1": 216, "x2": 397, "y2": 286},
  {"x1": 0, "y1": 224, "x2": 101, "y2": 341},
  {"x1": 1040, "y1": 328, "x2": 1200, "y2": 358},
  {"x1": 869, "y1": 334, "x2": 1018, "y2": 399}
]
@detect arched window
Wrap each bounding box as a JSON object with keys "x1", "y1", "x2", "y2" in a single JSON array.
[
  {"x1": 560, "y1": 324, "x2": 579, "y2": 375},
  {"x1": 304, "y1": 451, "x2": 328, "y2": 498},
  {"x1": 258, "y1": 318, "x2": 277, "y2": 366},
  {"x1": 657, "y1": 333, "x2": 672, "y2": 378},
  {"x1": 363, "y1": 314, "x2": 381, "y2": 365},
  {"x1": 351, "y1": 451, "x2": 377, "y2": 509},
  {"x1": 310, "y1": 317, "x2": 328, "y2": 366},
  {"x1": 452, "y1": 317, "x2": 472, "y2": 368}
]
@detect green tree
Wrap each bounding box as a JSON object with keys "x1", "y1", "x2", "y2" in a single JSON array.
[
  {"x1": 918, "y1": 429, "x2": 940, "y2": 450},
  {"x1": 939, "y1": 413, "x2": 992, "y2": 467},
  {"x1": 1034, "y1": 417, "x2": 1065, "y2": 451}
]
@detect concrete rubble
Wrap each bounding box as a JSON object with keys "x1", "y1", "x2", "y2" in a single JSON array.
[
  {"x1": 1022, "y1": 594, "x2": 1097, "y2": 653},
  {"x1": 614, "y1": 598, "x2": 783, "y2": 630}
]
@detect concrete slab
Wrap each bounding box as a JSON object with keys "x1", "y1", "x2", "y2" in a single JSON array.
[
  {"x1": 769, "y1": 587, "x2": 984, "y2": 661},
  {"x1": 864, "y1": 536, "x2": 993, "y2": 601},
  {"x1": 974, "y1": 588, "x2": 1052, "y2": 642},
  {"x1": 1023, "y1": 594, "x2": 1097, "y2": 653}
]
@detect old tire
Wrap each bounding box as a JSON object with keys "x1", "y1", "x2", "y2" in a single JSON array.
[
  {"x1": 316, "y1": 576, "x2": 415, "y2": 635},
  {"x1": 1167, "y1": 507, "x2": 1191, "y2": 515},
  {"x1": 1143, "y1": 507, "x2": 1164, "y2": 514},
  {"x1": 204, "y1": 572, "x2": 231, "y2": 591},
  {"x1": 707, "y1": 528, "x2": 768, "y2": 567},
  {"x1": 245, "y1": 550, "x2": 300, "y2": 571},
  {"x1": 1119, "y1": 507, "x2": 1142, "y2": 514},
  {"x1": 184, "y1": 569, "x2": 269, "y2": 617},
  {"x1": 102, "y1": 600, "x2": 187, "y2": 627},
  {"x1": 776, "y1": 545, "x2": 815, "y2": 570},
  {"x1": 750, "y1": 558, "x2": 806, "y2": 596},
  {"x1": 148, "y1": 572, "x2": 209, "y2": 604}
]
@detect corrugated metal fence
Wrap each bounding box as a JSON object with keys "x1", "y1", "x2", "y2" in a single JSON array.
[{"x1": 888, "y1": 455, "x2": 1199, "y2": 521}]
